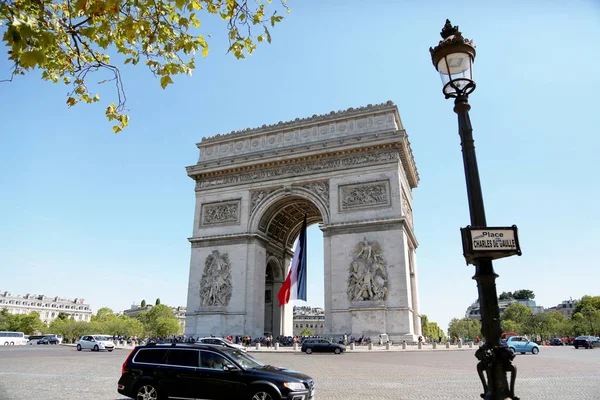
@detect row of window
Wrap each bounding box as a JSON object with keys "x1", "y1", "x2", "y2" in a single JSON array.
[
  {"x1": 295, "y1": 324, "x2": 324, "y2": 328},
  {"x1": 0, "y1": 300, "x2": 88, "y2": 310}
]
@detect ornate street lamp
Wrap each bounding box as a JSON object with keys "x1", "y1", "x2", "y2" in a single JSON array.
[{"x1": 430, "y1": 20, "x2": 519, "y2": 400}]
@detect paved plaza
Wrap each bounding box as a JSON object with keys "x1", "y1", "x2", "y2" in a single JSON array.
[{"x1": 0, "y1": 345, "x2": 599, "y2": 399}]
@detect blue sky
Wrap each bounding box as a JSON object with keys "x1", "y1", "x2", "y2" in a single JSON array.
[{"x1": 1, "y1": 0, "x2": 599, "y2": 332}]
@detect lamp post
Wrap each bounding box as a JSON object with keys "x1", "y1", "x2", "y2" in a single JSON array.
[{"x1": 429, "y1": 20, "x2": 519, "y2": 400}]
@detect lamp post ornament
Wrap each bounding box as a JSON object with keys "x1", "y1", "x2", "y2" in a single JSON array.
[{"x1": 430, "y1": 20, "x2": 521, "y2": 400}]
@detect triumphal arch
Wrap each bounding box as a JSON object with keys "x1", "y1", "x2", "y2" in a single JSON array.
[{"x1": 185, "y1": 101, "x2": 421, "y2": 341}]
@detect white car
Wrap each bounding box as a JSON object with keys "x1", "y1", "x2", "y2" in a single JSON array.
[
  {"x1": 197, "y1": 337, "x2": 246, "y2": 352},
  {"x1": 76, "y1": 335, "x2": 115, "y2": 352}
]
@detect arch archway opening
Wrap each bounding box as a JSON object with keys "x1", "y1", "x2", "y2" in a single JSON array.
[{"x1": 258, "y1": 195, "x2": 325, "y2": 338}]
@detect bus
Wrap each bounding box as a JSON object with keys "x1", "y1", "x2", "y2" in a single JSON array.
[{"x1": 0, "y1": 331, "x2": 28, "y2": 346}]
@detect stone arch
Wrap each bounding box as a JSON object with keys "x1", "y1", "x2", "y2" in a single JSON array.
[
  {"x1": 185, "y1": 101, "x2": 421, "y2": 341},
  {"x1": 249, "y1": 187, "x2": 330, "y2": 244}
]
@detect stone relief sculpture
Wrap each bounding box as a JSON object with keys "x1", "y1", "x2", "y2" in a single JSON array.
[
  {"x1": 299, "y1": 181, "x2": 329, "y2": 205},
  {"x1": 199, "y1": 250, "x2": 233, "y2": 307},
  {"x1": 203, "y1": 201, "x2": 239, "y2": 224},
  {"x1": 347, "y1": 238, "x2": 389, "y2": 302},
  {"x1": 250, "y1": 189, "x2": 278, "y2": 213},
  {"x1": 340, "y1": 181, "x2": 389, "y2": 210}
]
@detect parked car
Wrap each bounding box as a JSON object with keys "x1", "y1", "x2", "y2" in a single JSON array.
[
  {"x1": 573, "y1": 336, "x2": 600, "y2": 349},
  {"x1": 301, "y1": 338, "x2": 346, "y2": 354},
  {"x1": 196, "y1": 337, "x2": 247, "y2": 352},
  {"x1": 37, "y1": 336, "x2": 59, "y2": 345},
  {"x1": 550, "y1": 338, "x2": 564, "y2": 346},
  {"x1": 506, "y1": 336, "x2": 540, "y2": 355},
  {"x1": 117, "y1": 343, "x2": 315, "y2": 400},
  {"x1": 76, "y1": 335, "x2": 115, "y2": 352}
]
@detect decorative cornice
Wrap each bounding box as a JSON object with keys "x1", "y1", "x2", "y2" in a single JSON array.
[{"x1": 198, "y1": 101, "x2": 397, "y2": 145}]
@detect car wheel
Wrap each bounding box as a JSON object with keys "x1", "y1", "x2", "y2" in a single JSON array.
[
  {"x1": 334, "y1": 348, "x2": 341, "y2": 354},
  {"x1": 574, "y1": 345, "x2": 578, "y2": 349},
  {"x1": 250, "y1": 387, "x2": 277, "y2": 400},
  {"x1": 305, "y1": 348, "x2": 313, "y2": 354},
  {"x1": 508, "y1": 347, "x2": 515, "y2": 355},
  {"x1": 77, "y1": 344, "x2": 82, "y2": 351},
  {"x1": 585, "y1": 345, "x2": 589, "y2": 349},
  {"x1": 532, "y1": 347, "x2": 539, "y2": 355},
  {"x1": 10, "y1": 342, "x2": 14, "y2": 346},
  {"x1": 2, "y1": 342, "x2": 7, "y2": 346},
  {"x1": 93, "y1": 345, "x2": 99, "y2": 352},
  {"x1": 135, "y1": 382, "x2": 160, "y2": 400}
]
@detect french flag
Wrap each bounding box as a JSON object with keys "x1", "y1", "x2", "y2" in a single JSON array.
[{"x1": 277, "y1": 215, "x2": 307, "y2": 306}]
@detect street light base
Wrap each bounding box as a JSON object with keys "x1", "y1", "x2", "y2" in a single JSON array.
[{"x1": 475, "y1": 344, "x2": 519, "y2": 400}]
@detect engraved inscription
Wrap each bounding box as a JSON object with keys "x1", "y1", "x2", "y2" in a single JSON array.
[{"x1": 340, "y1": 180, "x2": 390, "y2": 210}]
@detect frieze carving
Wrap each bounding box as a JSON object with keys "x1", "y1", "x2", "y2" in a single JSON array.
[
  {"x1": 199, "y1": 250, "x2": 233, "y2": 307},
  {"x1": 202, "y1": 200, "x2": 240, "y2": 225},
  {"x1": 298, "y1": 181, "x2": 329, "y2": 207},
  {"x1": 339, "y1": 180, "x2": 390, "y2": 211},
  {"x1": 195, "y1": 151, "x2": 400, "y2": 191},
  {"x1": 250, "y1": 189, "x2": 278, "y2": 214},
  {"x1": 348, "y1": 238, "x2": 389, "y2": 302}
]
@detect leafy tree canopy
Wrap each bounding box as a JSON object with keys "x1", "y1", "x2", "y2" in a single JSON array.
[
  {"x1": 574, "y1": 295, "x2": 600, "y2": 315},
  {"x1": 448, "y1": 318, "x2": 481, "y2": 340},
  {"x1": 512, "y1": 289, "x2": 535, "y2": 300},
  {"x1": 141, "y1": 299, "x2": 146, "y2": 307},
  {"x1": 155, "y1": 298, "x2": 160, "y2": 305},
  {"x1": 499, "y1": 291, "x2": 514, "y2": 300},
  {"x1": 1, "y1": 0, "x2": 288, "y2": 132},
  {"x1": 420, "y1": 314, "x2": 446, "y2": 341},
  {"x1": 501, "y1": 303, "x2": 533, "y2": 324}
]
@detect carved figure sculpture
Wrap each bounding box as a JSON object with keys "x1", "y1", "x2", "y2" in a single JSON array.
[
  {"x1": 347, "y1": 238, "x2": 389, "y2": 302},
  {"x1": 199, "y1": 250, "x2": 233, "y2": 307}
]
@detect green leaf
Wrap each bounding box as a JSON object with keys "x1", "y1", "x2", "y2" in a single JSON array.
[
  {"x1": 160, "y1": 75, "x2": 174, "y2": 89},
  {"x1": 20, "y1": 51, "x2": 46, "y2": 69}
]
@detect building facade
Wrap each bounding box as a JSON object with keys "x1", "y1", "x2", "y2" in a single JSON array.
[
  {"x1": 184, "y1": 101, "x2": 422, "y2": 342},
  {"x1": 122, "y1": 304, "x2": 187, "y2": 331},
  {"x1": 465, "y1": 299, "x2": 544, "y2": 320},
  {"x1": 547, "y1": 300, "x2": 576, "y2": 318},
  {"x1": 0, "y1": 291, "x2": 92, "y2": 324},
  {"x1": 293, "y1": 306, "x2": 325, "y2": 336}
]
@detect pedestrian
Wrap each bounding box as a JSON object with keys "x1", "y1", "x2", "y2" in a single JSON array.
[{"x1": 378, "y1": 335, "x2": 383, "y2": 346}]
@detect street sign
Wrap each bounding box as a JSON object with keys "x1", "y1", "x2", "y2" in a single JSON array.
[{"x1": 460, "y1": 225, "x2": 522, "y2": 265}]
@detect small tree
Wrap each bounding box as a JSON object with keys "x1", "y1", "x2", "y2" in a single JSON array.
[
  {"x1": 155, "y1": 298, "x2": 161, "y2": 306},
  {"x1": 512, "y1": 290, "x2": 535, "y2": 300},
  {"x1": 499, "y1": 292, "x2": 514, "y2": 300},
  {"x1": 57, "y1": 312, "x2": 69, "y2": 320},
  {"x1": 141, "y1": 300, "x2": 147, "y2": 308},
  {"x1": 300, "y1": 328, "x2": 314, "y2": 337}
]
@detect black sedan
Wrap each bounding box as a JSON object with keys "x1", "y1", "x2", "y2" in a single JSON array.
[
  {"x1": 573, "y1": 336, "x2": 599, "y2": 349},
  {"x1": 37, "y1": 337, "x2": 59, "y2": 345},
  {"x1": 550, "y1": 338, "x2": 564, "y2": 346},
  {"x1": 301, "y1": 338, "x2": 346, "y2": 354}
]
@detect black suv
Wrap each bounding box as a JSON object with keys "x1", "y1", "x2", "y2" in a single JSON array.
[
  {"x1": 117, "y1": 343, "x2": 315, "y2": 400},
  {"x1": 301, "y1": 339, "x2": 345, "y2": 354}
]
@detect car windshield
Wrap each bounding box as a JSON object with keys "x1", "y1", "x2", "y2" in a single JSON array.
[
  {"x1": 225, "y1": 350, "x2": 264, "y2": 369},
  {"x1": 93, "y1": 336, "x2": 112, "y2": 341},
  {"x1": 575, "y1": 336, "x2": 588, "y2": 340}
]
